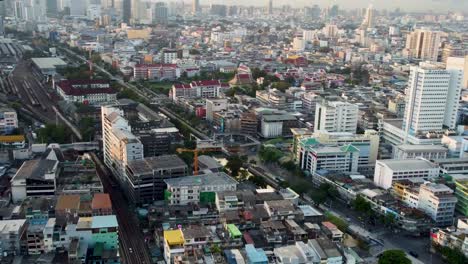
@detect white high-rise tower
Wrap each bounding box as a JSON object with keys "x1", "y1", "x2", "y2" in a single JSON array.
[{"x1": 403, "y1": 61, "x2": 463, "y2": 139}]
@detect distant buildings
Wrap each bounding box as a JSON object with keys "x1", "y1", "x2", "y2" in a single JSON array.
[
  {"x1": 171, "y1": 80, "x2": 230, "y2": 101},
  {"x1": 56, "y1": 80, "x2": 117, "y2": 105},
  {"x1": 404, "y1": 29, "x2": 441, "y2": 61},
  {"x1": 133, "y1": 64, "x2": 179, "y2": 81}
]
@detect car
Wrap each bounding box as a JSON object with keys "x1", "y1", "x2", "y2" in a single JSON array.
[
  {"x1": 129, "y1": 248, "x2": 133, "y2": 254},
  {"x1": 408, "y1": 251, "x2": 418, "y2": 258}
]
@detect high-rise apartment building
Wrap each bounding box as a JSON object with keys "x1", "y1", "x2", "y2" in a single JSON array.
[
  {"x1": 101, "y1": 106, "x2": 144, "y2": 183},
  {"x1": 314, "y1": 101, "x2": 358, "y2": 133},
  {"x1": 403, "y1": 61, "x2": 462, "y2": 138},
  {"x1": 404, "y1": 29, "x2": 441, "y2": 61}
]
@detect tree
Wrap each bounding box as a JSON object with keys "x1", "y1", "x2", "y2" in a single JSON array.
[
  {"x1": 226, "y1": 155, "x2": 244, "y2": 177},
  {"x1": 325, "y1": 212, "x2": 349, "y2": 232},
  {"x1": 250, "y1": 175, "x2": 267, "y2": 188},
  {"x1": 436, "y1": 245, "x2": 468, "y2": 264},
  {"x1": 378, "y1": 250, "x2": 411, "y2": 264},
  {"x1": 352, "y1": 195, "x2": 373, "y2": 215},
  {"x1": 79, "y1": 117, "x2": 96, "y2": 141},
  {"x1": 37, "y1": 124, "x2": 72, "y2": 144}
]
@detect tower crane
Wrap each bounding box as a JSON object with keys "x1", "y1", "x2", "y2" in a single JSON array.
[{"x1": 176, "y1": 147, "x2": 221, "y2": 175}]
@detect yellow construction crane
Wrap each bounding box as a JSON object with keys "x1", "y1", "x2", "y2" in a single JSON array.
[{"x1": 176, "y1": 148, "x2": 220, "y2": 175}]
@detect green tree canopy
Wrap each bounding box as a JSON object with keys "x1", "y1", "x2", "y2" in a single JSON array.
[{"x1": 378, "y1": 250, "x2": 411, "y2": 264}]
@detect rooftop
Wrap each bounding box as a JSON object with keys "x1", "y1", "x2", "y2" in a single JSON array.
[
  {"x1": 396, "y1": 144, "x2": 448, "y2": 152},
  {"x1": 164, "y1": 172, "x2": 237, "y2": 187},
  {"x1": 164, "y1": 229, "x2": 185, "y2": 245},
  {"x1": 0, "y1": 219, "x2": 27, "y2": 234},
  {"x1": 91, "y1": 193, "x2": 112, "y2": 210},
  {"x1": 12, "y1": 159, "x2": 58, "y2": 181},
  {"x1": 127, "y1": 155, "x2": 187, "y2": 175},
  {"x1": 377, "y1": 158, "x2": 438, "y2": 171},
  {"x1": 31, "y1": 57, "x2": 67, "y2": 69},
  {"x1": 91, "y1": 215, "x2": 118, "y2": 229},
  {"x1": 56, "y1": 195, "x2": 81, "y2": 211}
]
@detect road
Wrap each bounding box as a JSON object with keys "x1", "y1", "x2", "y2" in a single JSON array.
[{"x1": 90, "y1": 152, "x2": 153, "y2": 264}]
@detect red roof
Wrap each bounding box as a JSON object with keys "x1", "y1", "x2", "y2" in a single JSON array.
[
  {"x1": 92, "y1": 193, "x2": 112, "y2": 210},
  {"x1": 57, "y1": 80, "x2": 116, "y2": 96},
  {"x1": 173, "y1": 84, "x2": 192, "y2": 89}
]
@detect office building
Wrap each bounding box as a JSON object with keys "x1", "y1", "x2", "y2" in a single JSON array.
[
  {"x1": 404, "y1": 29, "x2": 441, "y2": 61},
  {"x1": 373, "y1": 159, "x2": 439, "y2": 189},
  {"x1": 125, "y1": 155, "x2": 188, "y2": 204},
  {"x1": 314, "y1": 101, "x2": 358, "y2": 133},
  {"x1": 403, "y1": 61, "x2": 462, "y2": 138},
  {"x1": 165, "y1": 172, "x2": 237, "y2": 205},
  {"x1": 419, "y1": 183, "x2": 457, "y2": 226},
  {"x1": 101, "y1": 106, "x2": 144, "y2": 183}
]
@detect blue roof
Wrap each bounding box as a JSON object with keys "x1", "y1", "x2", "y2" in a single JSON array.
[
  {"x1": 245, "y1": 245, "x2": 268, "y2": 263},
  {"x1": 91, "y1": 215, "x2": 118, "y2": 229}
]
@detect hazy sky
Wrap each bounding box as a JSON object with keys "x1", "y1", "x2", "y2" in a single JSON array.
[{"x1": 207, "y1": 0, "x2": 468, "y2": 12}]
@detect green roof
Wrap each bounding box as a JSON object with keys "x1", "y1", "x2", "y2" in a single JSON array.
[
  {"x1": 340, "y1": 144, "x2": 359, "y2": 153},
  {"x1": 226, "y1": 224, "x2": 242, "y2": 238},
  {"x1": 300, "y1": 138, "x2": 319, "y2": 147}
]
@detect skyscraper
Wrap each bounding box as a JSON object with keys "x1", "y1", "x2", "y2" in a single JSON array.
[
  {"x1": 403, "y1": 61, "x2": 462, "y2": 138},
  {"x1": 361, "y1": 5, "x2": 374, "y2": 29},
  {"x1": 267, "y1": 0, "x2": 273, "y2": 15},
  {"x1": 192, "y1": 0, "x2": 200, "y2": 15},
  {"x1": 131, "y1": 0, "x2": 140, "y2": 22},
  {"x1": 154, "y1": 2, "x2": 168, "y2": 25},
  {"x1": 404, "y1": 29, "x2": 441, "y2": 62},
  {"x1": 123, "y1": 0, "x2": 131, "y2": 23},
  {"x1": 46, "y1": 0, "x2": 57, "y2": 16}
]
